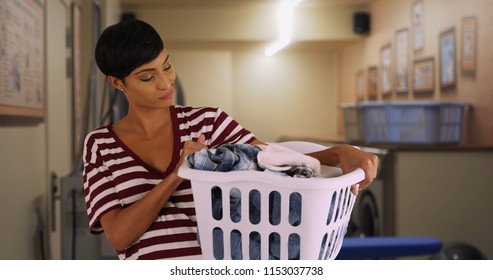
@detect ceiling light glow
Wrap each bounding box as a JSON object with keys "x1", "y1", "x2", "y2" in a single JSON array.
[{"x1": 264, "y1": 0, "x2": 302, "y2": 57}]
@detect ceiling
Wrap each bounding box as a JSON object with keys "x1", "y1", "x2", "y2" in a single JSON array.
[
  {"x1": 120, "y1": 0, "x2": 376, "y2": 8},
  {"x1": 118, "y1": 0, "x2": 375, "y2": 50}
]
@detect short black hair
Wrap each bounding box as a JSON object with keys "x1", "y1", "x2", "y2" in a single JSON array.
[{"x1": 95, "y1": 19, "x2": 164, "y2": 79}]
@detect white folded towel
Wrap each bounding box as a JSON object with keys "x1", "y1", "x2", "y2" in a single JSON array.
[{"x1": 257, "y1": 143, "x2": 321, "y2": 176}]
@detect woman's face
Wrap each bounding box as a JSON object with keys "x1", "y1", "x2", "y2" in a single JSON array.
[{"x1": 119, "y1": 49, "x2": 177, "y2": 109}]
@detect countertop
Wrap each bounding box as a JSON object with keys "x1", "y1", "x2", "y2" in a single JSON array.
[{"x1": 279, "y1": 136, "x2": 493, "y2": 152}]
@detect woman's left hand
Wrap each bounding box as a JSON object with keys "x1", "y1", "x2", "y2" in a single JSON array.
[{"x1": 336, "y1": 144, "x2": 378, "y2": 194}]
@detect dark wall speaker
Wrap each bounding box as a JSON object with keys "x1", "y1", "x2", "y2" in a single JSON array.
[{"x1": 353, "y1": 12, "x2": 370, "y2": 35}]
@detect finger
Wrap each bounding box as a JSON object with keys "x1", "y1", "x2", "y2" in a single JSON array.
[
  {"x1": 196, "y1": 134, "x2": 206, "y2": 145},
  {"x1": 351, "y1": 185, "x2": 359, "y2": 195},
  {"x1": 357, "y1": 178, "x2": 371, "y2": 191}
]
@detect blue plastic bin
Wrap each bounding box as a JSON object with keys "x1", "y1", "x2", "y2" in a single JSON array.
[
  {"x1": 355, "y1": 101, "x2": 465, "y2": 144},
  {"x1": 340, "y1": 104, "x2": 364, "y2": 142}
]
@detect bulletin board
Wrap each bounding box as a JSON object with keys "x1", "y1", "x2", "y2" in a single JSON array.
[{"x1": 0, "y1": 0, "x2": 44, "y2": 117}]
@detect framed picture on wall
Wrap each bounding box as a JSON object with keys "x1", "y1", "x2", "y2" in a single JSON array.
[
  {"x1": 0, "y1": 0, "x2": 45, "y2": 117},
  {"x1": 412, "y1": 0, "x2": 424, "y2": 52},
  {"x1": 380, "y1": 44, "x2": 392, "y2": 97},
  {"x1": 413, "y1": 57, "x2": 434, "y2": 93},
  {"x1": 395, "y1": 28, "x2": 410, "y2": 94},
  {"x1": 356, "y1": 70, "x2": 365, "y2": 101},
  {"x1": 461, "y1": 16, "x2": 478, "y2": 74},
  {"x1": 439, "y1": 28, "x2": 456, "y2": 88},
  {"x1": 368, "y1": 66, "x2": 378, "y2": 100}
]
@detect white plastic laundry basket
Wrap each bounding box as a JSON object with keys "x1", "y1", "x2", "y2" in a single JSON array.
[{"x1": 178, "y1": 142, "x2": 365, "y2": 260}]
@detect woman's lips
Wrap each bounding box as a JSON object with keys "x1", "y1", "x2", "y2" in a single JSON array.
[{"x1": 159, "y1": 92, "x2": 173, "y2": 100}]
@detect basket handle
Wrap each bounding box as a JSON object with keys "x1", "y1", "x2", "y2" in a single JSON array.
[{"x1": 337, "y1": 167, "x2": 365, "y2": 187}]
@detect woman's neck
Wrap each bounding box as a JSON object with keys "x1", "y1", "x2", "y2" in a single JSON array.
[{"x1": 117, "y1": 106, "x2": 173, "y2": 138}]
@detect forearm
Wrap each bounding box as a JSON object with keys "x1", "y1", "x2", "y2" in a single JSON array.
[
  {"x1": 309, "y1": 144, "x2": 378, "y2": 192},
  {"x1": 101, "y1": 172, "x2": 184, "y2": 251},
  {"x1": 306, "y1": 145, "x2": 346, "y2": 166}
]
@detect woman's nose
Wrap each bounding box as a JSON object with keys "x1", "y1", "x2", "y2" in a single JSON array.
[{"x1": 157, "y1": 72, "x2": 173, "y2": 90}]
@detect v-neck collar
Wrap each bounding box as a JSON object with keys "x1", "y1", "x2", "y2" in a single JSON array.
[{"x1": 106, "y1": 106, "x2": 183, "y2": 178}]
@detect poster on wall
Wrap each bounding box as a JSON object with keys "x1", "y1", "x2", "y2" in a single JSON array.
[
  {"x1": 439, "y1": 28, "x2": 456, "y2": 89},
  {"x1": 395, "y1": 28, "x2": 409, "y2": 94},
  {"x1": 0, "y1": 0, "x2": 44, "y2": 117},
  {"x1": 380, "y1": 44, "x2": 392, "y2": 98},
  {"x1": 461, "y1": 16, "x2": 477, "y2": 74},
  {"x1": 412, "y1": 0, "x2": 424, "y2": 52}
]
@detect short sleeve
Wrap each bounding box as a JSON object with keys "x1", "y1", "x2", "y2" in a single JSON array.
[
  {"x1": 208, "y1": 108, "x2": 256, "y2": 147},
  {"x1": 82, "y1": 132, "x2": 122, "y2": 234}
]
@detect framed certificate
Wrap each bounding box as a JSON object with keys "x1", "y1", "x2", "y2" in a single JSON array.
[
  {"x1": 395, "y1": 28, "x2": 410, "y2": 94},
  {"x1": 461, "y1": 17, "x2": 477, "y2": 74},
  {"x1": 380, "y1": 44, "x2": 392, "y2": 97},
  {"x1": 412, "y1": 0, "x2": 424, "y2": 51},
  {"x1": 439, "y1": 28, "x2": 456, "y2": 88}
]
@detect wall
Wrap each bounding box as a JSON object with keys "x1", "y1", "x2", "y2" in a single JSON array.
[
  {"x1": 124, "y1": 2, "x2": 367, "y2": 142},
  {"x1": 170, "y1": 49, "x2": 235, "y2": 114},
  {"x1": 166, "y1": 44, "x2": 340, "y2": 141},
  {"x1": 0, "y1": 120, "x2": 46, "y2": 259},
  {"x1": 232, "y1": 48, "x2": 339, "y2": 141},
  {"x1": 339, "y1": 0, "x2": 493, "y2": 145}
]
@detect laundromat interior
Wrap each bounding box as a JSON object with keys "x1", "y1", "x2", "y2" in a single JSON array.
[{"x1": 1, "y1": 0, "x2": 493, "y2": 260}]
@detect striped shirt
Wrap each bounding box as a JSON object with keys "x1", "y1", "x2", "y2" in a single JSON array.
[{"x1": 82, "y1": 105, "x2": 256, "y2": 259}]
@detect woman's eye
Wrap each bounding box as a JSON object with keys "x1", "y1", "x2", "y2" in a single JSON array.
[
  {"x1": 140, "y1": 76, "x2": 153, "y2": 82},
  {"x1": 164, "y1": 64, "x2": 172, "y2": 71}
]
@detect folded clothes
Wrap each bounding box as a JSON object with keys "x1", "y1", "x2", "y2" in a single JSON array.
[{"x1": 257, "y1": 144, "x2": 321, "y2": 178}]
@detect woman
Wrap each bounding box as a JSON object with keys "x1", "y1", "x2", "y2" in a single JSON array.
[{"x1": 83, "y1": 19, "x2": 378, "y2": 260}]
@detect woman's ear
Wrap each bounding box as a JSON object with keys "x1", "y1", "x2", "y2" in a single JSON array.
[{"x1": 108, "y1": 76, "x2": 124, "y2": 91}]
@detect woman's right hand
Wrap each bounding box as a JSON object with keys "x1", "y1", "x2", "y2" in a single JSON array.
[{"x1": 174, "y1": 134, "x2": 207, "y2": 176}]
